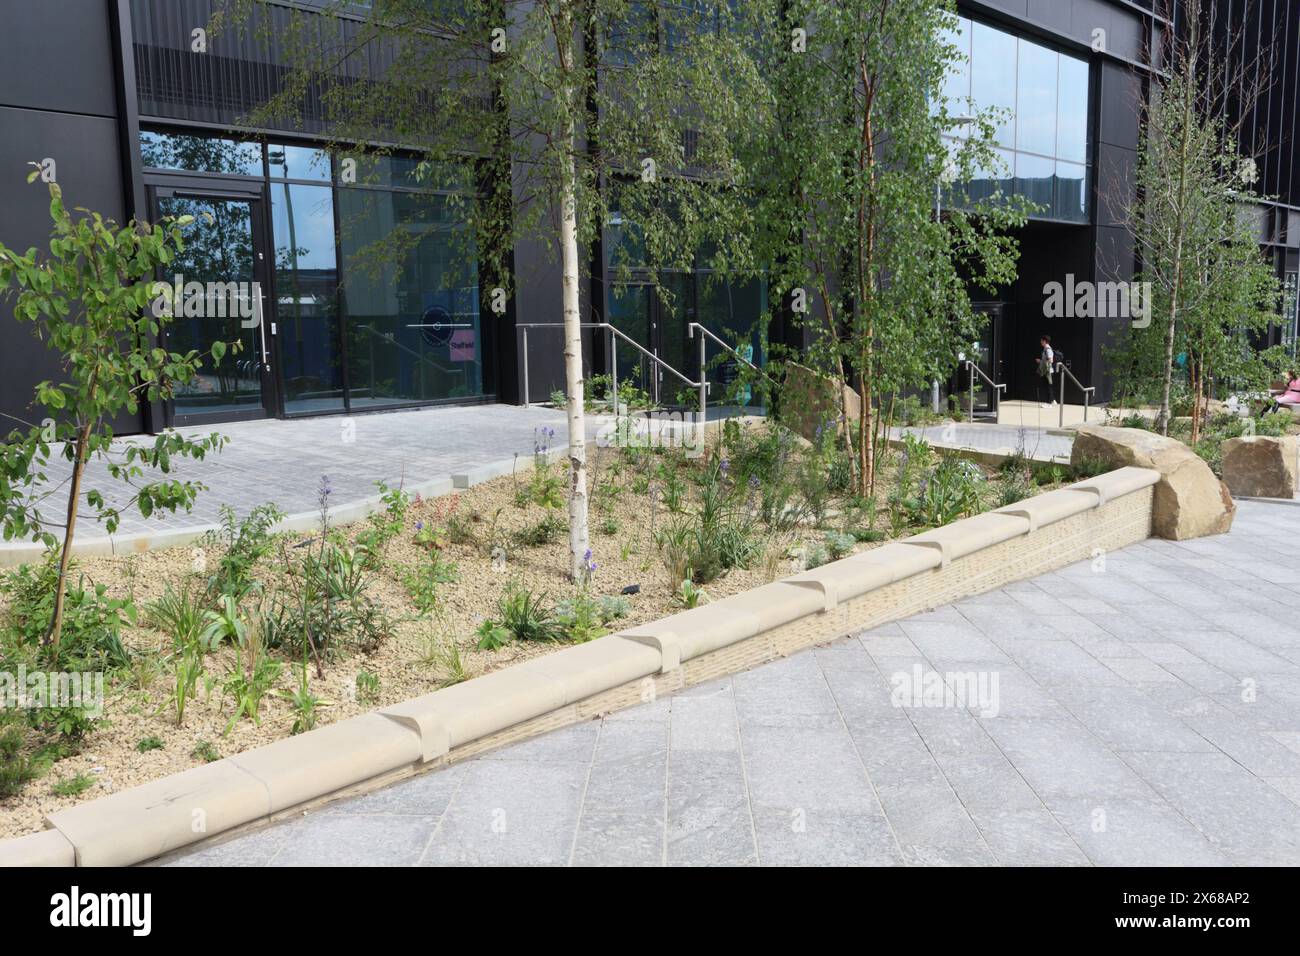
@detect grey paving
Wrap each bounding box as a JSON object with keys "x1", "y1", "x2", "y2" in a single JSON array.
[
  {"x1": 162, "y1": 500, "x2": 1300, "y2": 866},
  {"x1": 31, "y1": 403, "x2": 571, "y2": 537},
  {"x1": 892, "y1": 423, "x2": 1073, "y2": 461}
]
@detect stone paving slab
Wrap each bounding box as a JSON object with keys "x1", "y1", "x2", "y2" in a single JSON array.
[
  {"x1": 22, "y1": 404, "x2": 573, "y2": 540},
  {"x1": 161, "y1": 500, "x2": 1300, "y2": 866}
]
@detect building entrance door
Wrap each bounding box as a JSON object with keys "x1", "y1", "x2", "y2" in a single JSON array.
[{"x1": 149, "y1": 181, "x2": 277, "y2": 426}]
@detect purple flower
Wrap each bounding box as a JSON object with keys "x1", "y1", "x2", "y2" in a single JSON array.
[
  {"x1": 415, "y1": 520, "x2": 424, "y2": 532},
  {"x1": 719, "y1": 458, "x2": 730, "y2": 474}
]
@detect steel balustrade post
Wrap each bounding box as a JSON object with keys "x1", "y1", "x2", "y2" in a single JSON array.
[
  {"x1": 610, "y1": 327, "x2": 618, "y2": 417},
  {"x1": 523, "y1": 327, "x2": 530, "y2": 409},
  {"x1": 1059, "y1": 363, "x2": 1065, "y2": 428},
  {"x1": 968, "y1": 362, "x2": 975, "y2": 424}
]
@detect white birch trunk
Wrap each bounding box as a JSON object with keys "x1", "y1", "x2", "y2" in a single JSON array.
[{"x1": 559, "y1": 136, "x2": 589, "y2": 582}]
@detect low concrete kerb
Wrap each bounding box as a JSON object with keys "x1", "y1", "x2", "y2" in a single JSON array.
[{"x1": 0, "y1": 465, "x2": 1162, "y2": 867}]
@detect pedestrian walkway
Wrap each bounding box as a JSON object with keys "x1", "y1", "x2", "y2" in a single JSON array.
[
  {"x1": 30, "y1": 404, "x2": 571, "y2": 539},
  {"x1": 892, "y1": 422, "x2": 1073, "y2": 462},
  {"x1": 162, "y1": 500, "x2": 1300, "y2": 866}
]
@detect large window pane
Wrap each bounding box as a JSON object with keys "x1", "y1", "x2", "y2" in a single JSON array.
[
  {"x1": 271, "y1": 183, "x2": 345, "y2": 413},
  {"x1": 268, "y1": 144, "x2": 331, "y2": 182},
  {"x1": 1014, "y1": 152, "x2": 1055, "y2": 212},
  {"x1": 963, "y1": 148, "x2": 1015, "y2": 206},
  {"x1": 339, "y1": 189, "x2": 482, "y2": 406},
  {"x1": 971, "y1": 22, "x2": 1017, "y2": 148},
  {"x1": 1057, "y1": 55, "x2": 1090, "y2": 164},
  {"x1": 140, "y1": 131, "x2": 262, "y2": 176},
  {"x1": 939, "y1": 15, "x2": 972, "y2": 125},
  {"x1": 1016, "y1": 40, "x2": 1058, "y2": 156},
  {"x1": 1054, "y1": 161, "x2": 1088, "y2": 222}
]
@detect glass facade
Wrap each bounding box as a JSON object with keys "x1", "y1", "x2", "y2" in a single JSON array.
[
  {"x1": 140, "y1": 130, "x2": 487, "y2": 418},
  {"x1": 941, "y1": 17, "x2": 1092, "y2": 223}
]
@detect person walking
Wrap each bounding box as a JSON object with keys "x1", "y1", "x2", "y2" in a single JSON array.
[{"x1": 1036, "y1": 335, "x2": 1056, "y2": 407}]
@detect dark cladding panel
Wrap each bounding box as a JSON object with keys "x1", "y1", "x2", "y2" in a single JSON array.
[
  {"x1": 0, "y1": 0, "x2": 118, "y2": 117},
  {"x1": 1095, "y1": 140, "x2": 1136, "y2": 229},
  {"x1": 0, "y1": 107, "x2": 139, "y2": 434},
  {"x1": 1096, "y1": 59, "x2": 1141, "y2": 150}
]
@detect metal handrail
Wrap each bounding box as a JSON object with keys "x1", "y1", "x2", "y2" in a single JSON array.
[
  {"x1": 964, "y1": 359, "x2": 1006, "y2": 423},
  {"x1": 516, "y1": 322, "x2": 702, "y2": 412},
  {"x1": 1055, "y1": 361, "x2": 1096, "y2": 426},
  {"x1": 687, "y1": 322, "x2": 775, "y2": 427}
]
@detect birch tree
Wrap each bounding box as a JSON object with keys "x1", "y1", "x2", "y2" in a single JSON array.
[
  {"x1": 1126, "y1": 0, "x2": 1279, "y2": 436},
  {"x1": 219, "y1": 0, "x2": 768, "y2": 580},
  {"x1": 751, "y1": 0, "x2": 1027, "y2": 495}
]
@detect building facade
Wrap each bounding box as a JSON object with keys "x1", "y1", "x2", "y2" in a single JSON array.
[{"x1": 0, "y1": 0, "x2": 1296, "y2": 434}]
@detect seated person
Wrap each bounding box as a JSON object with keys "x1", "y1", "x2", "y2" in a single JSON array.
[{"x1": 1275, "y1": 371, "x2": 1300, "y2": 411}]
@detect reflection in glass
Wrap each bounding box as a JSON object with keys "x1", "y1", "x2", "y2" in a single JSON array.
[
  {"x1": 141, "y1": 131, "x2": 262, "y2": 176},
  {"x1": 271, "y1": 183, "x2": 345, "y2": 413},
  {"x1": 1016, "y1": 40, "x2": 1058, "y2": 156},
  {"x1": 608, "y1": 284, "x2": 653, "y2": 396},
  {"x1": 268, "y1": 144, "x2": 332, "y2": 182},
  {"x1": 157, "y1": 196, "x2": 263, "y2": 418},
  {"x1": 970, "y1": 22, "x2": 1016, "y2": 148},
  {"x1": 1015, "y1": 153, "x2": 1055, "y2": 211},
  {"x1": 339, "y1": 189, "x2": 482, "y2": 406},
  {"x1": 1054, "y1": 161, "x2": 1088, "y2": 222},
  {"x1": 695, "y1": 276, "x2": 766, "y2": 411},
  {"x1": 939, "y1": 16, "x2": 972, "y2": 127},
  {"x1": 1056, "y1": 56, "x2": 1090, "y2": 164}
]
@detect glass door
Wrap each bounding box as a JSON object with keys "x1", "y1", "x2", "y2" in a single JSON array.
[
  {"x1": 152, "y1": 185, "x2": 275, "y2": 425},
  {"x1": 965, "y1": 303, "x2": 1003, "y2": 417},
  {"x1": 608, "y1": 284, "x2": 656, "y2": 405}
]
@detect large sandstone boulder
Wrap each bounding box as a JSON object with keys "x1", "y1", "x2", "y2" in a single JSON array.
[
  {"x1": 779, "y1": 363, "x2": 862, "y2": 444},
  {"x1": 1221, "y1": 435, "x2": 1297, "y2": 499},
  {"x1": 1071, "y1": 425, "x2": 1234, "y2": 540}
]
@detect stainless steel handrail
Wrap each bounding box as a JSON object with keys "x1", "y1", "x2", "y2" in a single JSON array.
[
  {"x1": 686, "y1": 322, "x2": 774, "y2": 427},
  {"x1": 964, "y1": 359, "x2": 1006, "y2": 423},
  {"x1": 1055, "y1": 361, "x2": 1096, "y2": 426},
  {"x1": 516, "y1": 322, "x2": 702, "y2": 412}
]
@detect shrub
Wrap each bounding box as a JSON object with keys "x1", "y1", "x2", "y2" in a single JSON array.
[
  {"x1": 823, "y1": 530, "x2": 856, "y2": 561},
  {"x1": 904, "y1": 454, "x2": 983, "y2": 528},
  {"x1": 355, "y1": 669, "x2": 381, "y2": 706},
  {"x1": 191, "y1": 740, "x2": 220, "y2": 763},
  {"x1": 496, "y1": 584, "x2": 559, "y2": 642},
  {"x1": 51, "y1": 772, "x2": 96, "y2": 798},
  {"x1": 355, "y1": 481, "x2": 411, "y2": 567},
  {"x1": 514, "y1": 512, "x2": 565, "y2": 548},
  {"x1": 528, "y1": 461, "x2": 566, "y2": 510},
  {"x1": 202, "y1": 503, "x2": 284, "y2": 598},
  {"x1": 2, "y1": 559, "x2": 134, "y2": 670},
  {"x1": 222, "y1": 629, "x2": 282, "y2": 734},
  {"x1": 474, "y1": 619, "x2": 512, "y2": 651},
  {"x1": 401, "y1": 553, "x2": 459, "y2": 613},
  {"x1": 146, "y1": 581, "x2": 206, "y2": 651},
  {"x1": 136, "y1": 736, "x2": 164, "y2": 753},
  {"x1": 0, "y1": 717, "x2": 38, "y2": 798},
  {"x1": 673, "y1": 576, "x2": 707, "y2": 608},
  {"x1": 280, "y1": 663, "x2": 328, "y2": 734}
]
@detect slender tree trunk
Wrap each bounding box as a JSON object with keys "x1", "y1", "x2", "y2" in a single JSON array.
[
  {"x1": 46, "y1": 420, "x2": 93, "y2": 652},
  {"x1": 559, "y1": 130, "x2": 589, "y2": 582},
  {"x1": 1156, "y1": 56, "x2": 1195, "y2": 437}
]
